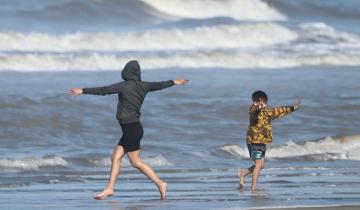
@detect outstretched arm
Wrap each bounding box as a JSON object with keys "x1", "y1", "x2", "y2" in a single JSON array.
[
  {"x1": 69, "y1": 82, "x2": 125, "y2": 96},
  {"x1": 145, "y1": 78, "x2": 188, "y2": 92},
  {"x1": 270, "y1": 98, "x2": 301, "y2": 119}
]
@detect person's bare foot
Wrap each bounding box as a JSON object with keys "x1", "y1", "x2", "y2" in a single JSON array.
[
  {"x1": 159, "y1": 181, "x2": 168, "y2": 200},
  {"x1": 251, "y1": 186, "x2": 258, "y2": 193},
  {"x1": 94, "y1": 189, "x2": 114, "y2": 200},
  {"x1": 238, "y1": 170, "x2": 246, "y2": 188}
]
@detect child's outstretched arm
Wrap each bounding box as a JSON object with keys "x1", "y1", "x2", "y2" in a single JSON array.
[
  {"x1": 270, "y1": 98, "x2": 301, "y2": 119},
  {"x1": 69, "y1": 82, "x2": 125, "y2": 96},
  {"x1": 144, "y1": 79, "x2": 188, "y2": 92}
]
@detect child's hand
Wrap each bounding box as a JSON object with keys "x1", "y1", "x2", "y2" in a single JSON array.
[
  {"x1": 294, "y1": 98, "x2": 301, "y2": 110},
  {"x1": 69, "y1": 88, "x2": 83, "y2": 95},
  {"x1": 173, "y1": 79, "x2": 189, "y2": 85}
]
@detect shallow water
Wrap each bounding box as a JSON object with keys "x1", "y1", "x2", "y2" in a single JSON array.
[
  {"x1": 0, "y1": 68, "x2": 359, "y2": 209},
  {"x1": 1, "y1": 0, "x2": 360, "y2": 209}
]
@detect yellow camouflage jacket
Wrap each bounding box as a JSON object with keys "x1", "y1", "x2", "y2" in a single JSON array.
[{"x1": 246, "y1": 105, "x2": 294, "y2": 144}]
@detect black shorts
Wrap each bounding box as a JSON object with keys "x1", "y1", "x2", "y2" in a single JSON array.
[
  {"x1": 247, "y1": 144, "x2": 267, "y2": 160},
  {"x1": 118, "y1": 121, "x2": 144, "y2": 152}
]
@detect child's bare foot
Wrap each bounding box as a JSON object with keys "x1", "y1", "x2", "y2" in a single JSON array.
[
  {"x1": 159, "y1": 181, "x2": 168, "y2": 200},
  {"x1": 238, "y1": 170, "x2": 246, "y2": 188},
  {"x1": 251, "y1": 186, "x2": 258, "y2": 192},
  {"x1": 94, "y1": 189, "x2": 114, "y2": 200}
]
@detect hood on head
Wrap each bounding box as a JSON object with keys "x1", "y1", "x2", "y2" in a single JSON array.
[{"x1": 121, "y1": 60, "x2": 141, "y2": 81}]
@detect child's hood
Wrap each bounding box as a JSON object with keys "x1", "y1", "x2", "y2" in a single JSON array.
[{"x1": 121, "y1": 60, "x2": 141, "y2": 81}]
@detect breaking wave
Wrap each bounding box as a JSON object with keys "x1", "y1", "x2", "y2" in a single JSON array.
[
  {"x1": 2, "y1": 50, "x2": 360, "y2": 71},
  {"x1": 89, "y1": 154, "x2": 173, "y2": 168},
  {"x1": 0, "y1": 23, "x2": 296, "y2": 52},
  {"x1": 268, "y1": 0, "x2": 360, "y2": 19},
  {"x1": 142, "y1": 0, "x2": 286, "y2": 21},
  {"x1": 1, "y1": 22, "x2": 360, "y2": 71},
  {"x1": 221, "y1": 134, "x2": 360, "y2": 161},
  {"x1": 0, "y1": 156, "x2": 68, "y2": 171},
  {"x1": 0, "y1": 154, "x2": 172, "y2": 171}
]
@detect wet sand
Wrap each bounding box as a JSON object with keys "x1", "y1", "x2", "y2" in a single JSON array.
[{"x1": 248, "y1": 205, "x2": 360, "y2": 210}]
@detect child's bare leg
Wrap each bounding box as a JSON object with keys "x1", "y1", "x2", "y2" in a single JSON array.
[
  {"x1": 95, "y1": 145, "x2": 125, "y2": 200},
  {"x1": 238, "y1": 165, "x2": 255, "y2": 188},
  {"x1": 127, "y1": 149, "x2": 168, "y2": 199},
  {"x1": 260, "y1": 158, "x2": 265, "y2": 170},
  {"x1": 251, "y1": 159, "x2": 264, "y2": 191}
]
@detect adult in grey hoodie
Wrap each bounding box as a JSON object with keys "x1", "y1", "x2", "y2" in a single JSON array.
[{"x1": 69, "y1": 60, "x2": 188, "y2": 200}]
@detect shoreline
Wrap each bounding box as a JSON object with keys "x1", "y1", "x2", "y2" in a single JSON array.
[{"x1": 247, "y1": 205, "x2": 360, "y2": 210}]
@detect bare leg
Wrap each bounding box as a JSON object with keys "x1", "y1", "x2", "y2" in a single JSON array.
[
  {"x1": 238, "y1": 165, "x2": 255, "y2": 188},
  {"x1": 127, "y1": 149, "x2": 168, "y2": 199},
  {"x1": 251, "y1": 158, "x2": 265, "y2": 191},
  {"x1": 95, "y1": 145, "x2": 125, "y2": 200},
  {"x1": 260, "y1": 158, "x2": 265, "y2": 169}
]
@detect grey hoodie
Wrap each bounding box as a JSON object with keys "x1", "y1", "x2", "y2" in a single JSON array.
[{"x1": 83, "y1": 60, "x2": 174, "y2": 124}]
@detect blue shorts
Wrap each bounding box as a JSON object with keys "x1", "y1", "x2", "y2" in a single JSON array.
[{"x1": 247, "y1": 144, "x2": 266, "y2": 160}]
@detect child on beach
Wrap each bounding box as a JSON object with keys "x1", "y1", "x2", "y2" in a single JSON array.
[
  {"x1": 69, "y1": 60, "x2": 188, "y2": 200},
  {"x1": 238, "y1": 90, "x2": 301, "y2": 191}
]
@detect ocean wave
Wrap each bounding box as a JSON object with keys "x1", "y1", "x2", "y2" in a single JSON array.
[
  {"x1": 88, "y1": 154, "x2": 173, "y2": 168},
  {"x1": 1, "y1": 49, "x2": 360, "y2": 71},
  {"x1": 141, "y1": 0, "x2": 286, "y2": 21},
  {"x1": 1, "y1": 22, "x2": 355, "y2": 54},
  {"x1": 0, "y1": 0, "x2": 286, "y2": 33},
  {"x1": 2, "y1": 0, "x2": 164, "y2": 26},
  {"x1": 220, "y1": 134, "x2": 360, "y2": 161},
  {"x1": 0, "y1": 23, "x2": 296, "y2": 52},
  {"x1": 268, "y1": 0, "x2": 360, "y2": 19},
  {"x1": 297, "y1": 22, "x2": 360, "y2": 46},
  {"x1": 0, "y1": 154, "x2": 171, "y2": 171},
  {"x1": 0, "y1": 156, "x2": 68, "y2": 171},
  {"x1": 1, "y1": 22, "x2": 360, "y2": 71}
]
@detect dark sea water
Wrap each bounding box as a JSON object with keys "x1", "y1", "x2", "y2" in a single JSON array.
[{"x1": 0, "y1": 0, "x2": 360, "y2": 209}]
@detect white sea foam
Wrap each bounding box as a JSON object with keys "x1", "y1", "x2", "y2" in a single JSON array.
[
  {"x1": 0, "y1": 156, "x2": 68, "y2": 170},
  {"x1": 296, "y1": 22, "x2": 360, "y2": 54},
  {"x1": 142, "y1": 0, "x2": 286, "y2": 21},
  {"x1": 0, "y1": 23, "x2": 296, "y2": 52},
  {"x1": 2, "y1": 50, "x2": 360, "y2": 71},
  {"x1": 298, "y1": 22, "x2": 360, "y2": 44},
  {"x1": 90, "y1": 154, "x2": 172, "y2": 167},
  {"x1": 1, "y1": 22, "x2": 360, "y2": 71},
  {"x1": 221, "y1": 135, "x2": 360, "y2": 161}
]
